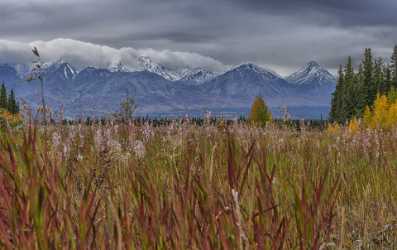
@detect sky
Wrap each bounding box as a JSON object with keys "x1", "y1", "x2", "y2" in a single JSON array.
[{"x1": 0, "y1": 0, "x2": 396, "y2": 75}]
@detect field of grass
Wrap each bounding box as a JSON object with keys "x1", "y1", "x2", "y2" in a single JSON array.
[{"x1": 0, "y1": 120, "x2": 396, "y2": 249}]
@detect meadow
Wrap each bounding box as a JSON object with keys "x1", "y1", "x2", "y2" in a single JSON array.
[{"x1": 0, "y1": 120, "x2": 396, "y2": 249}]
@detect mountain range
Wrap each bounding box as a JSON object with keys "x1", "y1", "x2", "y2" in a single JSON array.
[{"x1": 0, "y1": 58, "x2": 336, "y2": 119}]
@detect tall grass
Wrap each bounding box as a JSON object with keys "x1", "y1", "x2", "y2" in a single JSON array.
[{"x1": 0, "y1": 121, "x2": 396, "y2": 249}]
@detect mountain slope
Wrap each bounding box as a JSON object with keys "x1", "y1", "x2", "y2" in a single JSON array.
[
  {"x1": 69, "y1": 70, "x2": 178, "y2": 116},
  {"x1": 203, "y1": 63, "x2": 292, "y2": 97},
  {"x1": 0, "y1": 60, "x2": 335, "y2": 117},
  {"x1": 286, "y1": 61, "x2": 336, "y2": 105},
  {"x1": 0, "y1": 64, "x2": 20, "y2": 89},
  {"x1": 180, "y1": 69, "x2": 216, "y2": 84},
  {"x1": 287, "y1": 61, "x2": 335, "y2": 86}
]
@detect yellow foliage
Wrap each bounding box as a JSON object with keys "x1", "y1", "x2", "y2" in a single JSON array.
[
  {"x1": 249, "y1": 96, "x2": 272, "y2": 127},
  {"x1": 372, "y1": 94, "x2": 389, "y2": 128},
  {"x1": 362, "y1": 94, "x2": 397, "y2": 130},
  {"x1": 326, "y1": 122, "x2": 341, "y2": 134},
  {"x1": 0, "y1": 108, "x2": 23, "y2": 128},
  {"x1": 363, "y1": 106, "x2": 372, "y2": 128},
  {"x1": 348, "y1": 117, "x2": 360, "y2": 134},
  {"x1": 386, "y1": 102, "x2": 397, "y2": 129}
]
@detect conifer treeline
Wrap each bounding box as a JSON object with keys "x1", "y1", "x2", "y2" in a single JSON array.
[
  {"x1": 330, "y1": 46, "x2": 397, "y2": 123},
  {"x1": 0, "y1": 83, "x2": 19, "y2": 114}
]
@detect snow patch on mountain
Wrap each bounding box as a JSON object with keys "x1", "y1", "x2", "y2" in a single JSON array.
[
  {"x1": 181, "y1": 68, "x2": 216, "y2": 84},
  {"x1": 286, "y1": 61, "x2": 335, "y2": 86},
  {"x1": 137, "y1": 56, "x2": 180, "y2": 80},
  {"x1": 108, "y1": 56, "x2": 186, "y2": 81},
  {"x1": 232, "y1": 63, "x2": 283, "y2": 80},
  {"x1": 1, "y1": 59, "x2": 337, "y2": 118},
  {"x1": 108, "y1": 62, "x2": 136, "y2": 73}
]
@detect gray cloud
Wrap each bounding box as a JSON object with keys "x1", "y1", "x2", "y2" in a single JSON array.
[
  {"x1": 0, "y1": 0, "x2": 396, "y2": 75},
  {"x1": 0, "y1": 38, "x2": 227, "y2": 72}
]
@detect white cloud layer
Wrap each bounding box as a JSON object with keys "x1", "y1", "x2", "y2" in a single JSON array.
[{"x1": 0, "y1": 38, "x2": 228, "y2": 72}]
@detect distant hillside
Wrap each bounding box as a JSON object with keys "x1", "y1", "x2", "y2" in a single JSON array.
[{"x1": 0, "y1": 59, "x2": 336, "y2": 118}]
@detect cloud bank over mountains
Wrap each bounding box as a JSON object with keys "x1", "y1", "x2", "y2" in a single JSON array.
[
  {"x1": 0, "y1": 38, "x2": 228, "y2": 73},
  {"x1": 1, "y1": 0, "x2": 396, "y2": 75}
]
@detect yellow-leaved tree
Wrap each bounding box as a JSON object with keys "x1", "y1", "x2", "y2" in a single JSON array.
[
  {"x1": 386, "y1": 102, "x2": 397, "y2": 128},
  {"x1": 249, "y1": 96, "x2": 272, "y2": 127},
  {"x1": 362, "y1": 93, "x2": 397, "y2": 129}
]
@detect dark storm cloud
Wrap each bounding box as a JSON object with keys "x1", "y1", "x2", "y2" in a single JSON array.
[
  {"x1": 230, "y1": 0, "x2": 397, "y2": 26},
  {"x1": 0, "y1": 0, "x2": 396, "y2": 74}
]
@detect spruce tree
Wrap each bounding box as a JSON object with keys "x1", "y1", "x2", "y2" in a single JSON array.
[
  {"x1": 331, "y1": 45, "x2": 397, "y2": 123},
  {"x1": 355, "y1": 64, "x2": 367, "y2": 115},
  {"x1": 343, "y1": 56, "x2": 356, "y2": 121},
  {"x1": 15, "y1": 100, "x2": 20, "y2": 114},
  {"x1": 391, "y1": 45, "x2": 397, "y2": 88},
  {"x1": 382, "y1": 65, "x2": 392, "y2": 94},
  {"x1": 0, "y1": 84, "x2": 7, "y2": 109},
  {"x1": 330, "y1": 65, "x2": 345, "y2": 122},
  {"x1": 363, "y1": 48, "x2": 375, "y2": 106},
  {"x1": 7, "y1": 90, "x2": 18, "y2": 114},
  {"x1": 373, "y1": 58, "x2": 384, "y2": 94}
]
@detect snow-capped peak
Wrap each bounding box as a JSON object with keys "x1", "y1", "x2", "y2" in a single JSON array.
[
  {"x1": 286, "y1": 61, "x2": 335, "y2": 85},
  {"x1": 181, "y1": 68, "x2": 216, "y2": 84},
  {"x1": 233, "y1": 63, "x2": 282, "y2": 79},
  {"x1": 306, "y1": 60, "x2": 321, "y2": 69},
  {"x1": 137, "y1": 56, "x2": 180, "y2": 80},
  {"x1": 108, "y1": 56, "x2": 182, "y2": 80}
]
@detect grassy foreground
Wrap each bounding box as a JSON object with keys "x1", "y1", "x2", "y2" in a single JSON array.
[{"x1": 0, "y1": 121, "x2": 396, "y2": 249}]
